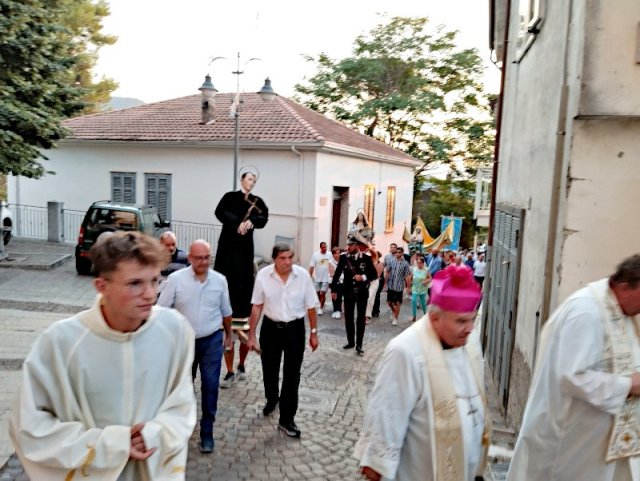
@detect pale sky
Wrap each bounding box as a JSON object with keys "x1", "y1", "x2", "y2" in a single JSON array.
[{"x1": 95, "y1": 0, "x2": 500, "y2": 104}]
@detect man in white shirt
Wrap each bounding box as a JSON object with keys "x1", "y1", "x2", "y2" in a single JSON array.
[
  {"x1": 10, "y1": 231, "x2": 196, "y2": 481},
  {"x1": 354, "y1": 265, "x2": 489, "y2": 481},
  {"x1": 473, "y1": 253, "x2": 486, "y2": 289},
  {"x1": 157, "y1": 239, "x2": 233, "y2": 454},
  {"x1": 507, "y1": 254, "x2": 640, "y2": 481},
  {"x1": 309, "y1": 241, "x2": 333, "y2": 315},
  {"x1": 246, "y1": 243, "x2": 319, "y2": 438}
]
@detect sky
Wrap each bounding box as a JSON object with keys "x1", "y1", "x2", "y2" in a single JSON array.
[{"x1": 94, "y1": 0, "x2": 500, "y2": 104}]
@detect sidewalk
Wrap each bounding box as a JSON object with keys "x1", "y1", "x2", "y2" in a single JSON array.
[{"x1": 0, "y1": 239, "x2": 514, "y2": 480}]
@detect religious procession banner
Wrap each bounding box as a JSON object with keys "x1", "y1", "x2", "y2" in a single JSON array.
[
  {"x1": 422, "y1": 219, "x2": 454, "y2": 251},
  {"x1": 440, "y1": 216, "x2": 463, "y2": 251}
]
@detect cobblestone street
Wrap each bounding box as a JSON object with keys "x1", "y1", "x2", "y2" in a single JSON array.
[{"x1": 0, "y1": 240, "x2": 513, "y2": 480}]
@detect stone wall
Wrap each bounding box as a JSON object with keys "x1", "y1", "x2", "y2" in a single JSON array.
[{"x1": 506, "y1": 345, "x2": 532, "y2": 431}]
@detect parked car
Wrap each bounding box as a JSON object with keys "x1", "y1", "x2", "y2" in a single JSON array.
[
  {"x1": 1, "y1": 200, "x2": 12, "y2": 245},
  {"x1": 75, "y1": 200, "x2": 170, "y2": 275}
]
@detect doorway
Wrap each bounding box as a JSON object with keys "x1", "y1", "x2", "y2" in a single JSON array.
[{"x1": 331, "y1": 187, "x2": 349, "y2": 248}]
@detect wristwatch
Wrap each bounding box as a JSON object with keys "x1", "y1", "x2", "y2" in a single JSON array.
[{"x1": 310, "y1": 328, "x2": 317, "y2": 334}]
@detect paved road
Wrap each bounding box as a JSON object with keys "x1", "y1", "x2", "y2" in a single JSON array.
[{"x1": 0, "y1": 239, "x2": 513, "y2": 480}]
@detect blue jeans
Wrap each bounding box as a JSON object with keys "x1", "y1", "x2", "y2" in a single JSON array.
[
  {"x1": 192, "y1": 329, "x2": 224, "y2": 440},
  {"x1": 411, "y1": 293, "x2": 427, "y2": 318}
]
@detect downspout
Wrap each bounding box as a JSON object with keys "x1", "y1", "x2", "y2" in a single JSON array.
[
  {"x1": 291, "y1": 146, "x2": 304, "y2": 264},
  {"x1": 541, "y1": 0, "x2": 573, "y2": 323},
  {"x1": 482, "y1": 0, "x2": 511, "y2": 348},
  {"x1": 487, "y1": 0, "x2": 511, "y2": 245}
]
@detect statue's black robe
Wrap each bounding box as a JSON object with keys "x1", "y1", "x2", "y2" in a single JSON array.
[{"x1": 214, "y1": 190, "x2": 269, "y2": 318}]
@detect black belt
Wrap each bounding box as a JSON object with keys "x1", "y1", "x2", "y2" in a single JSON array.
[{"x1": 264, "y1": 315, "x2": 303, "y2": 328}]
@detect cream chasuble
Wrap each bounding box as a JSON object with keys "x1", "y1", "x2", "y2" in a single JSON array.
[
  {"x1": 507, "y1": 279, "x2": 640, "y2": 481},
  {"x1": 10, "y1": 296, "x2": 197, "y2": 481},
  {"x1": 354, "y1": 316, "x2": 488, "y2": 481}
]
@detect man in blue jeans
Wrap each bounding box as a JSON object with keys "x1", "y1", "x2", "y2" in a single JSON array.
[{"x1": 158, "y1": 239, "x2": 233, "y2": 453}]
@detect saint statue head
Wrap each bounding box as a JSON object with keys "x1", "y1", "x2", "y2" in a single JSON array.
[{"x1": 238, "y1": 165, "x2": 259, "y2": 193}]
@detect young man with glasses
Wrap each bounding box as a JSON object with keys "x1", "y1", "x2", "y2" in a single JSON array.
[
  {"x1": 157, "y1": 239, "x2": 233, "y2": 454},
  {"x1": 10, "y1": 231, "x2": 196, "y2": 480}
]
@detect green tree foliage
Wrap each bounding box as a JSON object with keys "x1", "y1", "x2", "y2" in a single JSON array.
[
  {"x1": 0, "y1": 0, "x2": 116, "y2": 178},
  {"x1": 60, "y1": 0, "x2": 117, "y2": 114},
  {"x1": 295, "y1": 16, "x2": 494, "y2": 184},
  {"x1": 414, "y1": 177, "x2": 480, "y2": 249}
]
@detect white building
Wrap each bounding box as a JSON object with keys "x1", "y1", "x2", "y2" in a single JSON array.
[
  {"x1": 484, "y1": 0, "x2": 640, "y2": 429},
  {"x1": 8, "y1": 93, "x2": 418, "y2": 264}
]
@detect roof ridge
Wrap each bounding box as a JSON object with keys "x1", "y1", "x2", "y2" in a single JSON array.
[{"x1": 279, "y1": 98, "x2": 325, "y2": 141}]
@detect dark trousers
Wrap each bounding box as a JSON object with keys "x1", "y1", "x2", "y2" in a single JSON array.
[
  {"x1": 372, "y1": 277, "x2": 384, "y2": 316},
  {"x1": 332, "y1": 283, "x2": 343, "y2": 312},
  {"x1": 192, "y1": 329, "x2": 224, "y2": 440},
  {"x1": 260, "y1": 316, "x2": 305, "y2": 425},
  {"x1": 343, "y1": 286, "x2": 369, "y2": 348}
]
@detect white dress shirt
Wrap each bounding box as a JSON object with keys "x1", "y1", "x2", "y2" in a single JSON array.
[
  {"x1": 157, "y1": 267, "x2": 232, "y2": 338},
  {"x1": 251, "y1": 264, "x2": 318, "y2": 321}
]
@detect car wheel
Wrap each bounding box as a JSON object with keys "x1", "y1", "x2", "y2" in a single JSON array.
[{"x1": 76, "y1": 257, "x2": 92, "y2": 276}]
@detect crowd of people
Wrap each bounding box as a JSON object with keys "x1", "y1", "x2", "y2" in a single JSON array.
[{"x1": 11, "y1": 188, "x2": 640, "y2": 481}]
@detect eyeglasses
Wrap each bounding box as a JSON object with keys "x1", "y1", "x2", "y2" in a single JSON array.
[
  {"x1": 193, "y1": 255, "x2": 211, "y2": 262},
  {"x1": 105, "y1": 277, "x2": 162, "y2": 296}
]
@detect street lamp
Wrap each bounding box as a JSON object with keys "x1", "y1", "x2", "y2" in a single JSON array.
[{"x1": 199, "y1": 53, "x2": 277, "y2": 190}]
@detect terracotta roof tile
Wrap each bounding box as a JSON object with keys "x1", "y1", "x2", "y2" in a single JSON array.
[{"x1": 63, "y1": 94, "x2": 416, "y2": 163}]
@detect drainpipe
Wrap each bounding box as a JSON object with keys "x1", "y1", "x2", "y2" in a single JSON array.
[
  {"x1": 541, "y1": 0, "x2": 573, "y2": 322},
  {"x1": 291, "y1": 146, "x2": 304, "y2": 263}
]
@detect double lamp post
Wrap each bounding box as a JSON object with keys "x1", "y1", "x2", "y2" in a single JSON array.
[{"x1": 198, "y1": 53, "x2": 277, "y2": 190}]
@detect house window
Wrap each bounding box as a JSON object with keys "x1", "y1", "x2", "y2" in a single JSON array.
[
  {"x1": 385, "y1": 187, "x2": 396, "y2": 232},
  {"x1": 364, "y1": 184, "x2": 375, "y2": 226},
  {"x1": 515, "y1": 0, "x2": 545, "y2": 61},
  {"x1": 145, "y1": 174, "x2": 171, "y2": 220},
  {"x1": 111, "y1": 172, "x2": 136, "y2": 204}
]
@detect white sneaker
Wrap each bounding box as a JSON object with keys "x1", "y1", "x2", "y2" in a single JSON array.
[
  {"x1": 391, "y1": 319, "x2": 398, "y2": 326},
  {"x1": 317, "y1": 307, "x2": 324, "y2": 315},
  {"x1": 220, "y1": 372, "x2": 236, "y2": 388},
  {"x1": 334, "y1": 312, "x2": 341, "y2": 319}
]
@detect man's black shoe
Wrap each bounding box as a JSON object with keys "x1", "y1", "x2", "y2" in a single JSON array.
[
  {"x1": 263, "y1": 400, "x2": 278, "y2": 416},
  {"x1": 199, "y1": 437, "x2": 214, "y2": 453},
  {"x1": 343, "y1": 343, "x2": 355, "y2": 349},
  {"x1": 278, "y1": 421, "x2": 301, "y2": 438},
  {"x1": 356, "y1": 347, "x2": 365, "y2": 356}
]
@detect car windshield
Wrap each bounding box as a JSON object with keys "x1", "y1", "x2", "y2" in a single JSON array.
[{"x1": 90, "y1": 209, "x2": 138, "y2": 230}]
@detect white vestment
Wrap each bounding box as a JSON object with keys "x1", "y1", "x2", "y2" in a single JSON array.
[
  {"x1": 507, "y1": 279, "x2": 640, "y2": 481},
  {"x1": 10, "y1": 295, "x2": 197, "y2": 481},
  {"x1": 354, "y1": 317, "x2": 485, "y2": 481}
]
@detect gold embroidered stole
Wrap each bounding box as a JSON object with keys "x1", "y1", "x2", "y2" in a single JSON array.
[
  {"x1": 416, "y1": 319, "x2": 490, "y2": 481},
  {"x1": 588, "y1": 280, "x2": 640, "y2": 461}
]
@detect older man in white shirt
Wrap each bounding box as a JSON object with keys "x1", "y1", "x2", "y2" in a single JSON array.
[
  {"x1": 246, "y1": 243, "x2": 319, "y2": 438},
  {"x1": 157, "y1": 239, "x2": 233, "y2": 454}
]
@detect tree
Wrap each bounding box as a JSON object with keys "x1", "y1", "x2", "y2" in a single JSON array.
[
  {"x1": 59, "y1": 0, "x2": 117, "y2": 114},
  {"x1": 295, "y1": 16, "x2": 494, "y2": 185},
  {"x1": 0, "y1": 0, "x2": 115, "y2": 179},
  {"x1": 414, "y1": 177, "x2": 480, "y2": 249}
]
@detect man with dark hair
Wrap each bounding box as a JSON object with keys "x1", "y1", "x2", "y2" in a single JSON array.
[
  {"x1": 508, "y1": 253, "x2": 640, "y2": 481},
  {"x1": 10, "y1": 231, "x2": 196, "y2": 480},
  {"x1": 385, "y1": 246, "x2": 411, "y2": 326},
  {"x1": 246, "y1": 243, "x2": 319, "y2": 438},
  {"x1": 157, "y1": 239, "x2": 233, "y2": 454},
  {"x1": 331, "y1": 236, "x2": 377, "y2": 355},
  {"x1": 309, "y1": 241, "x2": 332, "y2": 315}
]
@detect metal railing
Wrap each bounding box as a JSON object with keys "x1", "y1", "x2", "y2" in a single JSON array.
[
  {"x1": 171, "y1": 220, "x2": 221, "y2": 253},
  {"x1": 8, "y1": 204, "x2": 222, "y2": 248},
  {"x1": 63, "y1": 209, "x2": 85, "y2": 244},
  {"x1": 11, "y1": 204, "x2": 48, "y2": 240}
]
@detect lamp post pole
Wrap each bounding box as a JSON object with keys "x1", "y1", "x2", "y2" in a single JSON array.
[{"x1": 198, "y1": 53, "x2": 277, "y2": 191}]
